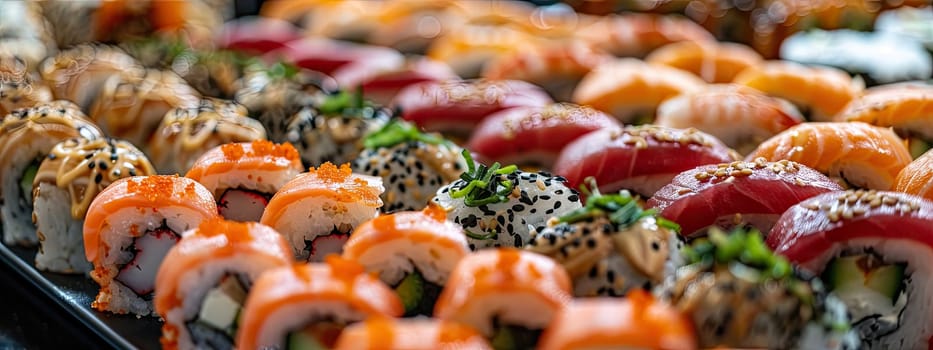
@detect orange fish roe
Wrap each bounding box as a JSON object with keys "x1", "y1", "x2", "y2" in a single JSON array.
[
  {"x1": 309, "y1": 162, "x2": 354, "y2": 183},
  {"x1": 184, "y1": 182, "x2": 197, "y2": 197},
  {"x1": 423, "y1": 202, "x2": 447, "y2": 221},
  {"x1": 127, "y1": 175, "x2": 180, "y2": 202},
  {"x1": 249, "y1": 140, "x2": 300, "y2": 161},
  {"x1": 197, "y1": 218, "x2": 253, "y2": 242},
  {"x1": 221, "y1": 143, "x2": 245, "y2": 160}
]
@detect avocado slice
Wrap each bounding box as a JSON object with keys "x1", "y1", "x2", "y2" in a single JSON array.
[
  {"x1": 822, "y1": 255, "x2": 907, "y2": 302},
  {"x1": 394, "y1": 271, "x2": 424, "y2": 316},
  {"x1": 20, "y1": 162, "x2": 38, "y2": 205},
  {"x1": 908, "y1": 137, "x2": 931, "y2": 159},
  {"x1": 490, "y1": 326, "x2": 517, "y2": 350},
  {"x1": 287, "y1": 331, "x2": 328, "y2": 350}
]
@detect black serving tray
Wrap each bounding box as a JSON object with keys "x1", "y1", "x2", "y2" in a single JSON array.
[{"x1": 0, "y1": 243, "x2": 162, "y2": 350}]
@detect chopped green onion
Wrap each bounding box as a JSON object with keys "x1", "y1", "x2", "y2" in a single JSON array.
[
  {"x1": 450, "y1": 149, "x2": 518, "y2": 207},
  {"x1": 363, "y1": 119, "x2": 448, "y2": 150}
]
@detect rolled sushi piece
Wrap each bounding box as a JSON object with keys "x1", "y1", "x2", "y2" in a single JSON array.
[
  {"x1": 0, "y1": 55, "x2": 52, "y2": 117},
  {"x1": 83, "y1": 175, "x2": 218, "y2": 316},
  {"x1": 767, "y1": 190, "x2": 933, "y2": 349},
  {"x1": 334, "y1": 317, "x2": 492, "y2": 350},
  {"x1": 431, "y1": 151, "x2": 583, "y2": 250},
  {"x1": 284, "y1": 89, "x2": 391, "y2": 169},
  {"x1": 186, "y1": 140, "x2": 303, "y2": 222},
  {"x1": 351, "y1": 119, "x2": 465, "y2": 213},
  {"x1": 527, "y1": 183, "x2": 684, "y2": 297},
  {"x1": 895, "y1": 149, "x2": 933, "y2": 201},
  {"x1": 236, "y1": 256, "x2": 403, "y2": 350},
  {"x1": 341, "y1": 205, "x2": 470, "y2": 317},
  {"x1": 33, "y1": 137, "x2": 155, "y2": 274},
  {"x1": 836, "y1": 84, "x2": 933, "y2": 159},
  {"x1": 648, "y1": 158, "x2": 843, "y2": 240},
  {"x1": 149, "y1": 98, "x2": 266, "y2": 175},
  {"x1": 0, "y1": 100, "x2": 102, "y2": 246},
  {"x1": 658, "y1": 227, "x2": 859, "y2": 349},
  {"x1": 434, "y1": 248, "x2": 573, "y2": 350},
  {"x1": 537, "y1": 290, "x2": 698, "y2": 350},
  {"x1": 260, "y1": 162, "x2": 384, "y2": 262},
  {"x1": 155, "y1": 219, "x2": 293, "y2": 350},
  {"x1": 39, "y1": 44, "x2": 145, "y2": 112},
  {"x1": 553, "y1": 125, "x2": 740, "y2": 198},
  {"x1": 732, "y1": 61, "x2": 863, "y2": 122},
  {"x1": 467, "y1": 103, "x2": 620, "y2": 169}
]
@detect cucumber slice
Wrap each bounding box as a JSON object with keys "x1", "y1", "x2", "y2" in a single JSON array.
[
  {"x1": 287, "y1": 331, "x2": 328, "y2": 350},
  {"x1": 822, "y1": 255, "x2": 906, "y2": 302},
  {"x1": 866, "y1": 263, "x2": 907, "y2": 302},
  {"x1": 394, "y1": 271, "x2": 424, "y2": 316},
  {"x1": 20, "y1": 162, "x2": 38, "y2": 204}
]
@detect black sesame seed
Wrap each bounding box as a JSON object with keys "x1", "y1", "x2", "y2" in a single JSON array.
[
  {"x1": 606, "y1": 270, "x2": 615, "y2": 283},
  {"x1": 94, "y1": 173, "x2": 103, "y2": 183},
  {"x1": 398, "y1": 183, "x2": 406, "y2": 193},
  {"x1": 588, "y1": 266, "x2": 598, "y2": 278},
  {"x1": 586, "y1": 238, "x2": 596, "y2": 248},
  {"x1": 88, "y1": 162, "x2": 95, "y2": 169},
  {"x1": 651, "y1": 242, "x2": 660, "y2": 251},
  {"x1": 511, "y1": 204, "x2": 525, "y2": 212},
  {"x1": 553, "y1": 201, "x2": 562, "y2": 209},
  {"x1": 568, "y1": 194, "x2": 579, "y2": 202},
  {"x1": 98, "y1": 162, "x2": 108, "y2": 170},
  {"x1": 547, "y1": 235, "x2": 557, "y2": 245}
]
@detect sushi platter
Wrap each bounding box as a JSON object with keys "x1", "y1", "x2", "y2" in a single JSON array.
[{"x1": 0, "y1": 0, "x2": 932, "y2": 350}]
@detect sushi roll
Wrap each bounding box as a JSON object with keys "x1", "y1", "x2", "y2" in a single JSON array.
[
  {"x1": 554, "y1": 125, "x2": 740, "y2": 198},
  {"x1": 148, "y1": 98, "x2": 266, "y2": 175},
  {"x1": 659, "y1": 227, "x2": 858, "y2": 349},
  {"x1": 747, "y1": 122, "x2": 913, "y2": 190},
  {"x1": 732, "y1": 61, "x2": 863, "y2": 121},
  {"x1": 537, "y1": 290, "x2": 698, "y2": 350},
  {"x1": 467, "y1": 103, "x2": 620, "y2": 169},
  {"x1": 334, "y1": 317, "x2": 492, "y2": 350},
  {"x1": 351, "y1": 119, "x2": 465, "y2": 213},
  {"x1": 0, "y1": 56, "x2": 52, "y2": 117},
  {"x1": 481, "y1": 40, "x2": 612, "y2": 102},
  {"x1": 233, "y1": 62, "x2": 332, "y2": 142},
  {"x1": 185, "y1": 140, "x2": 303, "y2": 222},
  {"x1": 155, "y1": 219, "x2": 293, "y2": 350},
  {"x1": 0, "y1": 100, "x2": 102, "y2": 246},
  {"x1": 434, "y1": 248, "x2": 573, "y2": 350},
  {"x1": 83, "y1": 175, "x2": 218, "y2": 316},
  {"x1": 88, "y1": 69, "x2": 201, "y2": 149},
  {"x1": 835, "y1": 84, "x2": 933, "y2": 158},
  {"x1": 39, "y1": 44, "x2": 145, "y2": 112},
  {"x1": 0, "y1": 1, "x2": 54, "y2": 69},
  {"x1": 895, "y1": 150, "x2": 933, "y2": 201},
  {"x1": 431, "y1": 151, "x2": 583, "y2": 250},
  {"x1": 392, "y1": 79, "x2": 552, "y2": 137},
  {"x1": 33, "y1": 138, "x2": 155, "y2": 274},
  {"x1": 655, "y1": 84, "x2": 804, "y2": 154},
  {"x1": 649, "y1": 158, "x2": 844, "y2": 240},
  {"x1": 121, "y1": 39, "x2": 250, "y2": 99},
  {"x1": 260, "y1": 162, "x2": 384, "y2": 261},
  {"x1": 767, "y1": 190, "x2": 933, "y2": 349},
  {"x1": 646, "y1": 41, "x2": 764, "y2": 84},
  {"x1": 576, "y1": 13, "x2": 715, "y2": 58},
  {"x1": 341, "y1": 205, "x2": 470, "y2": 317},
  {"x1": 284, "y1": 90, "x2": 392, "y2": 168},
  {"x1": 236, "y1": 256, "x2": 403, "y2": 349},
  {"x1": 527, "y1": 183, "x2": 684, "y2": 296},
  {"x1": 572, "y1": 58, "x2": 706, "y2": 124}
]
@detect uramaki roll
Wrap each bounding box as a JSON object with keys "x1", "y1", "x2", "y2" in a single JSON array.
[{"x1": 333, "y1": 317, "x2": 492, "y2": 350}]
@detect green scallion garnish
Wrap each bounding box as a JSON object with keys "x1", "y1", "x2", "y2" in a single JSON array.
[
  {"x1": 363, "y1": 119, "x2": 447, "y2": 150},
  {"x1": 449, "y1": 150, "x2": 517, "y2": 207},
  {"x1": 557, "y1": 178, "x2": 680, "y2": 232}
]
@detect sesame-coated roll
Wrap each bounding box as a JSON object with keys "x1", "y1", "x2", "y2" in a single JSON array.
[{"x1": 83, "y1": 175, "x2": 218, "y2": 316}]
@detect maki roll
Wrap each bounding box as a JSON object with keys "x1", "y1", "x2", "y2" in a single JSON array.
[
  {"x1": 571, "y1": 58, "x2": 706, "y2": 124},
  {"x1": 83, "y1": 175, "x2": 218, "y2": 316},
  {"x1": 0, "y1": 101, "x2": 102, "y2": 246},
  {"x1": 334, "y1": 317, "x2": 492, "y2": 350},
  {"x1": 392, "y1": 79, "x2": 552, "y2": 137},
  {"x1": 553, "y1": 125, "x2": 740, "y2": 198},
  {"x1": 431, "y1": 151, "x2": 583, "y2": 250},
  {"x1": 527, "y1": 183, "x2": 684, "y2": 296},
  {"x1": 284, "y1": 90, "x2": 391, "y2": 168},
  {"x1": 260, "y1": 162, "x2": 384, "y2": 262},
  {"x1": 467, "y1": 103, "x2": 620, "y2": 169},
  {"x1": 732, "y1": 61, "x2": 863, "y2": 122},
  {"x1": 351, "y1": 119, "x2": 465, "y2": 213},
  {"x1": 434, "y1": 248, "x2": 573, "y2": 350},
  {"x1": 747, "y1": 122, "x2": 913, "y2": 190},
  {"x1": 646, "y1": 41, "x2": 764, "y2": 84},
  {"x1": 576, "y1": 13, "x2": 714, "y2": 58},
  {"x1": 895, "y1": 149, "x2": 933, "y2": 201},
  {"x1": 185, "y1": 141, "x2": 303, "y2": 222},
  {"x1": 148, "y1": 99, "x2": 266, "y2": 175},
  {"x1": 835, "y1": 84, "x2": 933, "y2": 158},
  {"x1": 155, "y1": 219, "x2": 293, "y2": 350},
  {"x1": 33, "y1": 138, "x2": 156, "y2": 274},
  {"x1": 537, "y1": 290, "x2": 698, "y2": 350},
  {"x1": 0, "y1": 56, "x2": 52, "y2": 117},
  {"x1": 658, "y1": 228, "x2": 858, "y2": 349},
  {"x1": 649, "y1": 158, "x2": 843, "y2": 239},
  {"x1": 768, "y1": 190, "x2": 933, "y2": 349},
  {"x1": 39, "y1": 44, "x2": 145, "y2": 112},
  {"x1": 0, "y1": 1, "x2": 54, "y2": 70},
  {"x1": 236, "y1": 256, "x2": 403, "y2": 350},
  {"x1": 341, "y1": 205, "x2": 470, "y2": 317},
  {"x1": 654, "y1": 84, "x2": 803, "y2": 154}
]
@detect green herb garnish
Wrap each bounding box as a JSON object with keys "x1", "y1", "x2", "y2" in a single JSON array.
[
  {"x1": 363, "y1": 119, "x2": 447, "y2": 149},
  {"x1": 557, "y1": 178, "x2": 680, "y2": 232},
  {"x1": 450, "y1": 150, "x2": 517, "y2": 207},
  {"x1": 464, "y1": 228, "x2": 498, "y2": 241},
  {"x1": 684, "y1": 227, "x2": 794, "y2": 280}
]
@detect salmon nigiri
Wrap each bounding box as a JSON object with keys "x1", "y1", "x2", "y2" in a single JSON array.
[
  {"x1": 746, "y1": 122, "x2": 912, "y2": 190},
  {"x1": 733, "y1": 60, "x2": 863, "y2": 121},
  {"x1": 836, "y1": 83, "x2": 933, "y2": 158},
  {"x1": 646, "y1": 41, "x2": 764, "y2": 84},
  {"x1": 895, "y1": 149, "x2": 933, "y2": 201}
]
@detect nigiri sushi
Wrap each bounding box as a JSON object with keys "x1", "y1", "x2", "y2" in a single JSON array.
[
  {"x1": 768, "y1": 190, "x2": 933, "y2": 349},
  {"x1": 155, "y1": 219, "x2": 292, "y2": 350},
  {"x1": 426, "y1": 23, "x2": 539, "y2": 79},
  {"x1": 733, "y1": 60, "x2": 863, "y2": 121},
  {"x1": 185, "y1": 141, "x2": 303, "y2": 222},
  {"x1": 646, "y1": 41, "x2": 764, "y2": 83},
  {"x1": 553, "y1": 125, "x2": 740, "y2": 198},
  {"x1": 334, "y1": 317, "x2": 492, "y2": 350},
  {"x1": 576, "y1": 13, "x2": 715, "y2": 58},
  {"x1": 260, "y1": 162, "x2": 384, "y2": 262},
  {"x1": 342, "y1": 205, "x2": 470, "y2": 317},
  {"x1": 265, "y1": 38, "x2": 405, "y2": 88},
  {"x1": 434, "y1": 248, "x2": 572, "y2": 350},
  {"x1": 83, "y1": 175, "x2": 218, "y2": 316},
  {"x1": 367, "y1": 0, "x2": 468, "y2": 54},
  {"x1": 355, "y1": 58, "x2": 458, "y2": 106},
  {"x1": 236, "y1": 256, "x2": 403, "y2": 349},
  {"x1": 0, "y1": 100, "x2": 102, "y2": 246},
  {"x1": 746, "y1": 122, "x2": 913, "y2": 190},
  {"x1": 835, "y1": 83, "x2": 933, "y2": 158},
  {"x1": 895, "y1": 149, "x2": 933, "y2": 201}
]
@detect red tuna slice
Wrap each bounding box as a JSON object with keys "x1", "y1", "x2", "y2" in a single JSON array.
[
  {"x1": 553, "y1": 125, "x2": 739, "y2": 198},
  {"x1": 216, "y1": 17, "x2": 302, "y2": 55},
  {"x1": 468, "y1": 103, "x2": 620, "y2": 168},
  {"x1": 265, "y1": 38, "x2": 404, "y2": 83},
  {"x1": 348, "y1": 58, "x2": 458, "y2": 105},
  {"x1": 647, "y1": 158, "x2": 843, "y2": 240}
]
